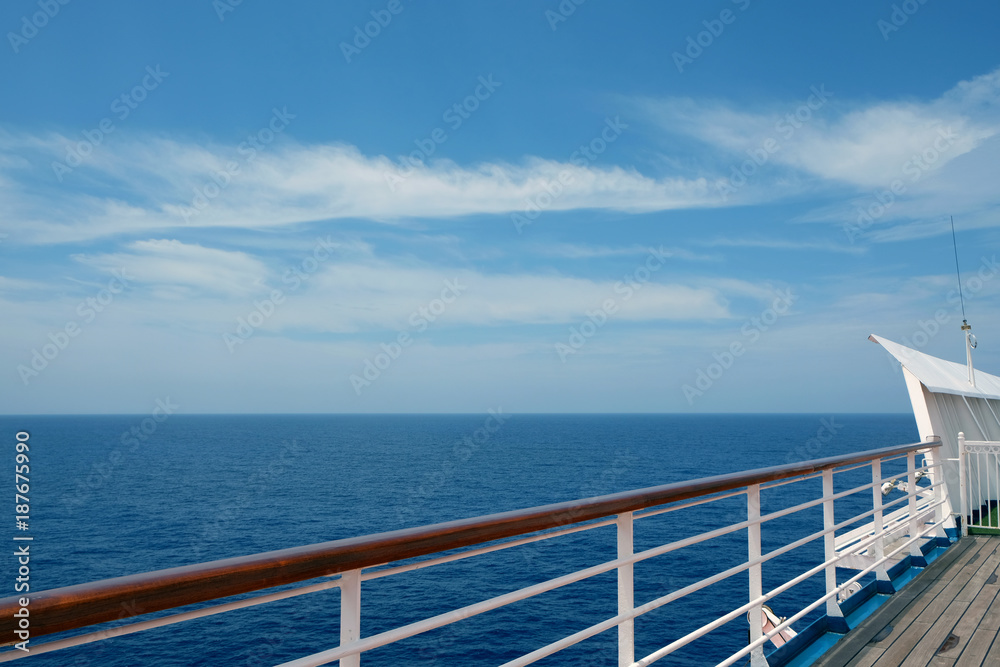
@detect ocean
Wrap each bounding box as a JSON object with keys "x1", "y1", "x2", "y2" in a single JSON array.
[{"x1": 0, "y1": 413, "x2": 920, "y2": 666}]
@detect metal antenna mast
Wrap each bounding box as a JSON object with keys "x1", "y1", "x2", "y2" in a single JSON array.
[{"x1": 950, "y1": 216, "x2": 976, "y2": 386}]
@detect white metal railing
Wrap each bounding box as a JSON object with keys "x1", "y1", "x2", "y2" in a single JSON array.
[
  {"x1": 286, "y1": 444, "x2": 947, "y2": 667},
  {"x1": 0, "y1": 441, "x2": 949, "y2": 667},
  {"x1": 959, "y1": 432, "x2": 1000, "y2": 535}
]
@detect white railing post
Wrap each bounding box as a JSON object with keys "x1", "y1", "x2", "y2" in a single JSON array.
[
  {"x1": 340, "y1": 569, "x2": 362, "y2": 667},
  {"x1": 870, "y1": 459, "x2": 888, "y2": 582},
  {"x1": 907, "y1": 452, "x2": 921, "y2": 558},
  {"x1": 926, "y1": 438, "x2": 949, "y2": 539},
  {"x1": 994, "y1": 444, "x2": 999, "y2": 529},
  {"x1": 747, "y1": 484, "x2": 767, "y2": 667},
  {"x1": 617, "y1": 512, "x2": 634, "y2": 667},
  {"x1": 959, "y1": 432, "x2": 968, "y2": 537},
  {"x1": 822, "y1": 469, "x2": 844, "y2": 622}
]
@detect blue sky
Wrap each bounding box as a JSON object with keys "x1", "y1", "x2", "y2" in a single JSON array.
[{"x1": 2, "y1": 0, "x2": 999, "y2": 414}]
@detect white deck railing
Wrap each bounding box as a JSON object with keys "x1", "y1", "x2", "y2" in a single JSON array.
[
  {"x1": 959, "y1": 433, "x2": 1000, "y2": 535},
  {"x1": 0, "y1": 438, "x2": 949, "y2": 667}
]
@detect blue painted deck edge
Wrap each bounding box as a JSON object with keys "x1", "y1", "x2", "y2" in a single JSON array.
[
  {"x1": 839, "y1": 580, "x2": 879, "y2": 618},
  {"x1": 766, "y1": 615, "x2": 833, "y2": 666},
  {"x1": 844, "y1": 593, "x2": 890, "y2": 627},
  {"x1": 780, "y1": 632, "x2": 843, "y2": 667},
  {"x1": 767, "y1": 535, "x2": 955, "y2": 666}
]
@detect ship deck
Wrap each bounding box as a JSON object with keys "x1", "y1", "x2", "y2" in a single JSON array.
[{"x1": 813, "y1": 535, "x2": 1000, "y2": 666}]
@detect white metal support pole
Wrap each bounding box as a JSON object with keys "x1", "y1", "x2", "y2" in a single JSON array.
[
  {"x1": 965, "y1": 323, "x2": 976, "y2": 387},
  {"x1": 617, "y1": 512, "x2": 634, "y2": 667},
  {"x1": 747, "y1": 484, "x2": 768, "y2": 667},
  {"x1": 926, "y1": 438, "x2": 949, "y2": 539},
  {"x1": 822, "y1": 469, "x2": 844, "y2": 621},
  {"x1": 340, "y1": 569, "x2": 362, "y2": 667},
  {"x1": 959, "y1": 432, "x2": 969, "y2": 537},
  {"x1": 995, "y1": 445, "x2": 1000, "y2": 529},
  {"x1": 871, "y1": 460, "x2": 888, "y2": 582},
  {"x1": 907, "y1": 452, "x2": 921, "y2": 558}
]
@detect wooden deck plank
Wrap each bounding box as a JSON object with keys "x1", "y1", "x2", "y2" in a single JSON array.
[
  {"x1": 875, "y1": 539, "x2": 997, "y2": 666},
  {"x1": 893, "y1": 542, "x2": 1000, "y2": 666},
  {"x1": 811, "y1": 538, "x2": 976, "y2": 667},
  {"x1": 930, "y1": 579, "x2": 1000, "y2": 663},
  {"x1": 899, "y1": 599, "x2": 971, "y2": 667},
  {"x1": 880, "y1": 539, "x2": 994, "y2": 644},
  {"x1": 953, "y1": 626, "x2": 999, "y2": 667},
  {"x1": 928, "y1": 657, "x2": 957, "y2": 667},
  {"x1": 932, "y1": 540, "x2": 995, "y2": 601},
  {"x1": 876, "y1": 538, "x2": 992, "y2": 640},
  {"x1": 978, "y1": 591, "x2": 1000, "y2": 631},
  {"x1": 981, "y1": 633, "x2": 1000, "y2": 664},
  {"x1": 955, "y1": 539, "x2": 1000, "y2": 602},
  {"x1": 877, "y1": 583, "x2": 955, "y2": 649},
  {"x1": 874, "y1": 620, "x2": 931, "y2": 665},
  {"x1": 811, "y1": 538, "x2": 1000, "y2": 667},
  {"x1": 846, "y1": 645, "x2": 887, "y2": 667},
  {"x1": 868, "y1": 579, "x2": 948, "y2": 649}
]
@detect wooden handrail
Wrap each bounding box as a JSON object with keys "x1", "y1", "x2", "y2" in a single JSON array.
[{"x1": 0, "y1": 438, "x2": 939, "y2": 642}]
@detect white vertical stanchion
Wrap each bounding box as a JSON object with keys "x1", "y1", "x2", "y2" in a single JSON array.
[
  {"x1": 340, "y1": 569, "x2": 362, "y2": 667},
  {"x1": 986, "y1": 447, "x2": 991, "y2": 529},
  {"x1": 959, "y1": 432, "x2": 969, "y2": 537},
  {"x1": 995, "y1": 446, "x2": 1000, "y2": 529},
  {"x1": 871, "y1": 459, "x2": 888, "y2": 582},
  {"x1": 926, "y1": 438, "x2": 949, "y2": 539},
  {"x1": 617, "y1": 512, "x2": 634, "y2": 667},
  {"x1": 907, "y1": 452, "x2": 921, "y2": 558},
  {"x1": 822, "y1": 469, "x2": 844, "y2": 622},
  {"x1": 977, "y1": 450, "x2": 983, "y2": 529},
  {"x1": 747, "y1": 484, "x2": 767, "y2": 667}
]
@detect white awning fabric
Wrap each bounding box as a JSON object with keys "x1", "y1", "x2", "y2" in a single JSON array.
[{"x1": 869, "y1": 334, "x2": 1000, "y2": 401}]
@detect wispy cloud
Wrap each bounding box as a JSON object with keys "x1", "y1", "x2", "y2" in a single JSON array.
[
  {"x1": 10, "y1": 238, "x2": 766, "y2": 335},
  {"x1": 531, "y1": 243, "x2": 719, "y2": 261},
  {"x1": 0, "y1": 135, "x2": 719, "y2": 245},
  {"x1": 701, "y1": 237, "x2": 867, "y2": 255},
  {"x1": 230, "y1": 260, "x2": 739, "y2": 333},
  {"x1": 73, "y1": 240, "x2": 270, "y2": 298},
  {"x1": 641, "y1": 68, "x2": 1000, "y2": 189},
  {"x1": 637, "y1": 67, "x2": 1000, "y2": 241},
  {"x1": 6, "y1": 68, "x2": 998, "y2": 249}
]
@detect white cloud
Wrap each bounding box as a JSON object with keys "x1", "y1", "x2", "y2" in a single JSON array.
[
  {"x1": 531, "y1": 243, "x2": 718, "y2": 261},
  {"x1": 780, "y1": 107, "x2": 988, "y2": 187},
  {"x1": 263, "y1": 261, "x2": 736, "y2": 333},
  {"x1": 701, "y1": 237, "x2": 867, "y2": 255},
  {"x1": 13, "y1": 237, "x2": 750, "y2": 335},
  {"x1": 642, "y1": 67, "x2": 1000, "y2": 189},
  {"x1": 5, "y1": 68, "x2": 998, "y2": 248},
  {"x1": 637, "y1": 68, "x2": 1000, "y2": 244},
  {"x1": 73, "y1": 239, "x2": 270, "y2": 297},
  {"x1": 0, "y1": 135, "x2": 718, "y2": 245}
]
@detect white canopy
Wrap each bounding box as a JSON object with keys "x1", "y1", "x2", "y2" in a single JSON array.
[
  {"x1": 869, "y1": 334, "x2": 1000, "y2": 401},
  {"x1": 870, "y1": 334, "x2": 1000, "y2": 528}
]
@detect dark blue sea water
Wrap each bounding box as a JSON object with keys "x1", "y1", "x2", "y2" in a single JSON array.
[{"x1": 0, "y1": 414, "x2": 919, "y2": 666}]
